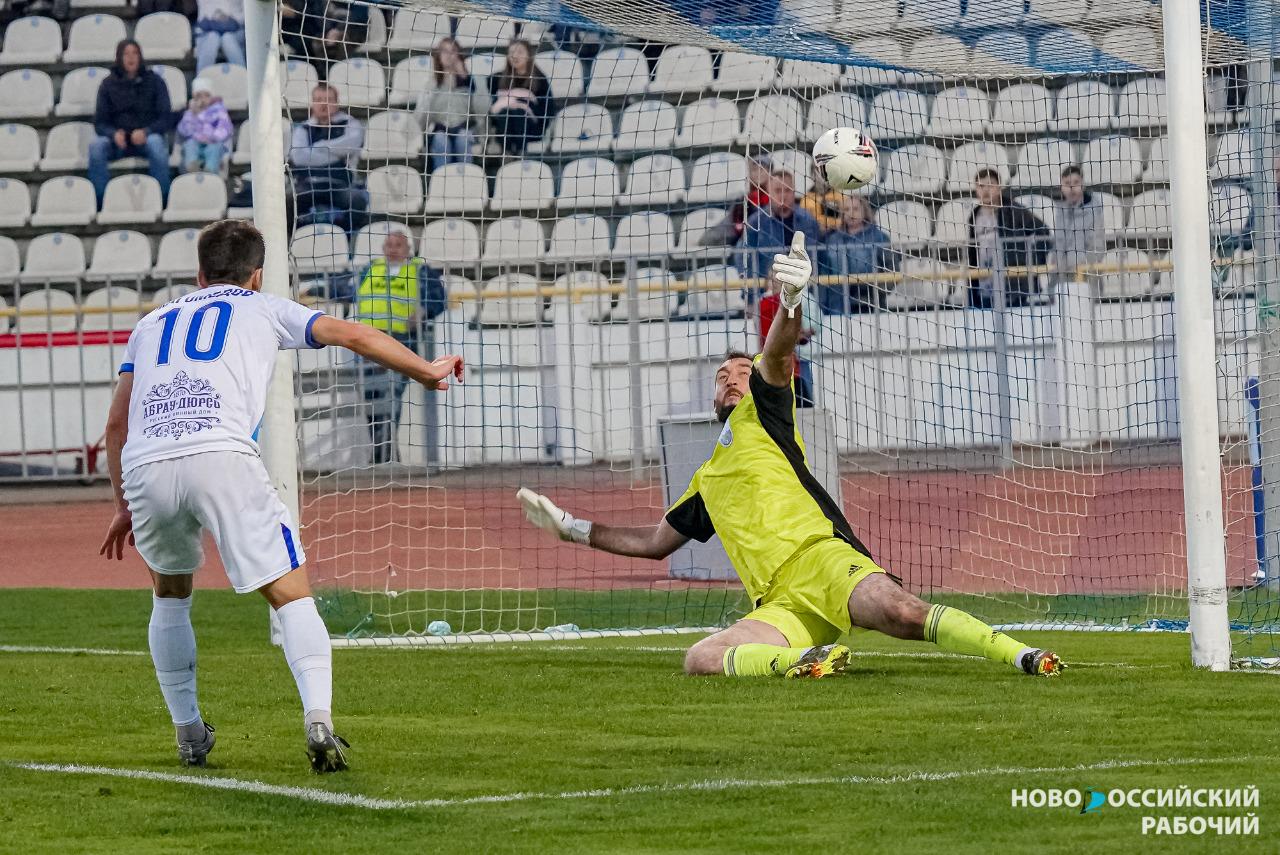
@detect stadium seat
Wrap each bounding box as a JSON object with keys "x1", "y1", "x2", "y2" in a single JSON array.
[
  {"x1": 482, "y1": 217, "x2": 545, "y2": 265},
  {"x1": 678, "y1": 208, "x2": 728, "y2": 250},
  {"x1": 1209, "y1": 130, "x2": 1250, "y2": 181},
  {"x1": 805, "y1": 92, "x2": 864, "y2": 143},
  {"x1": 231, "y1": 121, "x2": 290, "y2": 167},
  {"x1": 618, "y1": 155, "x2": 685, "y2": 207},
  {"x1": 1091, "y1": 248, "x2": 1153, "y2": 298},
  {"x1": 0, "y1": 177, "x2": 31, "y2": 226},
  {"x1": 547, "y1": 103, "x2": 614, "y2": 155},
  {"x1": 204, "y1": 63, "x2": 248, "y2": 111},
  {"x1": 932, "y1": 198, "x2": 975, "y2": 245},
  {"x1": 387, "y1": 56, "x2": 433, "y2": 108},
  {"x1": 490, "y1": 159, "x2": 555, "y2": 213},
  {"x1": 328, "y1": 58, "x2": 386, "y2": 109},
  {"x1": 675, "y1": 98, "x2": 741, "y2": 148},
  {"x1": 961, "y1": 0, "x2": 1023, "y2": 28},
  {"x1": 927, "y1": 86, "x2": 991, "y2": 138},
  {"x1": 161, "y1": 173, "x2": 227, "y2": 223},
  {"x1": 386, "y1": 9, "x2": 450, "y2": 51},
  {"x1": 150, "y1": 283, "x2": 194, "y2": 306},
  {"x1": 1035, "y1": 28, "x2": 1096, "y2": 70},
  {"x1": 1013, "y1": 193, "x2": 1055, "y2": 230},
  {"x1": 362, "y1": 111, "x2": 423, "y2": 160},
  {"x1": 152, "y1": 228, "x2": 199, "y2": 279},
  {"x1": 560, "y1": 270, "x2": 613, "y2": 322},
  {"x1": 1082, "y1": 135, "x2": 1144, "y2": 186},
  {"x1": 0, "y1": 123, "x2": 39, "y2": 172},
  {"x1": 842, "y1": 38, "x2": 903, "y2": 88},
  {"x1": 1204, "y1": 73, "x2": 1240, "y2": 126},
  {"x1": 587, "y1": 47, "x2": 650, "y2": 99},
  {"x1": 423, "y1": 162, "x2": 486, "y2": 215},
  {"x1": 39, "y1": 121, "x2": 94, "y2": 171},
  {"x1": 867, "y1": 89, "x2": 929, "y2": 141},
  {"x1": 1010, "y1": 137, "x2": 1075, "y2": 189},
  {"x1": 1026, "y1": 0, "x2": 1087, "y2": 25},
  {"x1": 906, "y1": 35, "x2": 970, "y2": 74},
  {"x1": 902, "y1": 0, "x2": 960, "y2": 27},
  {"x1": 453, "y1": 16, "x2": 515, "y2": 51},
  {"x1": 476, "y1": 273, "x2": 544, "y2": 326},
  {"x1": 97, "y1": 174, "x2": 163, "y2": 225},
  {"x1": 737, "y1": 94, "x2": 804, "y2": 146},
  {"x1": 1127, "y1": 188, "x2": 1171, "y2": 238},
  {"x1": 419, "y1": 218, "x2": 481, "y2": 268},
  {"x1": 134, "y1": 13, "x2": 191, "y2": 61},
  {"x1": 0, "y1": 236, "x2": 19, "y2": 281},
  {"x1": 711, "y1": 53, "x2": 777, "y2": 93},
  {"x1": 685, "y1": 152, "x2": 748, "y2": 205},
  {"x1": 1211, "y1": 184, "x2": 1251, "y2": 237},
  {"x1": 683, "y1": 265, "x2": 746, "y2": 318},
  {"x1": 350, "y1": 220, "x2": 413, "y2": 270},
  {"x1": 614, "y1": 212, "x2": 676, "y2": 259},
  {"x1": 31, "y1": 176, "x2": 95, "y2": 227},
  {"x1": 946, "y1": 142, "x2": 1011, "y2": 192},
  {"x1": 547, "y1": 214, "x2": 610, "y2": 260},
  {"x1": 1093, "y1": 192, "x2": 1127, "y2": 236},
  {"x1": 556, "y1": 157, "x2": 620, "y2": 210},
  {"x1": 0, "y1": 16, "x2": 62, "y2": 65},
  {"x1": 18, "y1": 232, "x2": 85, "y2": 284},
  {"x1": 1099, "y1": 25, "x2": 1160, "y2": 70},
  {"x1": 534, "y1": 50, "x2": 584, "y2": 99},
  {"x1": 778, "y1": 59, "x2": 839, "y2": 90},
  {"x1": 466, "y1": 51, "x2": 505, "y2": 85},
  {"x1": 291, "y1": 224, "x2": 352, "y2": 275},
  {"x1": 150, "y1": 65, "x2": 188, "y2": 110},
  {"x1": 768, "y1": 149, "x2": 813, "y2": 196},
  {"x1": 283, "y1": 59, "x2": 321, "y2": 110},
  {"x1": 614, "y1": 100, "x2": 678, "y2": 153},
  {"x1": 356, "y1": 4, "x2": 387, "y2": 54},
  {"x1": 81, "y1": 285, "x2": 142, "y2": 331},
  {"x1": 1116, "y1": 77, "x2": 1166, "y2": 130},
  {"x1": 54, "y1": 67, "x2": 109, "y2": 117},
  {"x1": 974, "y1": 31, "x2": 1031, "y2": 69},
  {"x1": 889, "y1": 257, "x2": 957, "y2": 309},
  {"x1": 612, "y1": 268, "x2": 679, "y2": 320},
  {"x1": 881, "y1": 144, "x2": 946, "y2": 196},
  {"x1": 63, "y1": 14, "x2": 127, "y2": 63},
  {"x1": 1142, "y1": 136, "x2": 1169, "y2": 183},
  {"x1": 1051, "y1": 80, "x2": 1114, "y2": 133},
  {"x1": 876, "y1": 200, "x2": 932, "y2": 247},
  {"x1": 648, "y1": 45, "x2": 713, "y2": 96},
  {"x1": 990, "y1": 83, "x2": 1052, "y2": 135},
  {"x1": 0, "y1": 68, "x2": 54, "y2": 119},
  {"x1": 15, "y1": 286, "x2": 78, "y2": 330},
  {"x1": 365, "y1": 164, "x2": 425, "y2": 215}
]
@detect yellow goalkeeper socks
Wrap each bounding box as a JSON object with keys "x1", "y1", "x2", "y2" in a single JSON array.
[
  {"x1": 924, "y1": 604, "x2": 1026, "y2": 667},
  {"x1": 722, "y1": 643, "x2": 808, "y2": 677}
]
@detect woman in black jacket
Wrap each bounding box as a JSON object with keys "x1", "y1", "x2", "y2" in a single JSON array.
[
  {"x1": 488, "y1": 39, "x2": 550, "y2": 156},
  {"x1": 88, "y1": 39, "x2": 175, "y2": 206}
]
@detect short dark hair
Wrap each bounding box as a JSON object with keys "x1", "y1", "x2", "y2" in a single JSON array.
[
  {"x1": 722, "y1": 349, "x2": 752, "y2": 364},
  {"x1": 197, "y1": 219, "x2": 265, "y2": 286},
  {"x1": 975, "y1": 168, "x2": 1002, "y2": 183},
  {"x1": 1060, "y1": 164, "x2": 1083, "y2": 179}
]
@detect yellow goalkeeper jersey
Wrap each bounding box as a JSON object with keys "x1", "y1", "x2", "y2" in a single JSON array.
[{"x1": 664, "y1": 365, "x2": 871, "y2": 605}]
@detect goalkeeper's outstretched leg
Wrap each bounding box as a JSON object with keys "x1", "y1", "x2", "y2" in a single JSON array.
[{"x1": 684, "y1": 620, "x2": 850, "y2": 679}]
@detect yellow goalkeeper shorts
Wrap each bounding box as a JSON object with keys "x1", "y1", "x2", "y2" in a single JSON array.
[{"x1": 743, "y1": 537, "x2": 886, "y2": 648}]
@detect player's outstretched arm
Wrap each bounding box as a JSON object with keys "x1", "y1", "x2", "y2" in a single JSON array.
[
  {"x1": 310, "y1": 315, "x2": 463, "y2": 390},
  {"x1": 517, "y1": 488, "x2": 689, "y2": 560},
  {"x1": 758, "y1": 231, "x2": 812, "y2": 388},
  {"x1": 100, "y1": 372, "x2": 135, "y2": 560}
]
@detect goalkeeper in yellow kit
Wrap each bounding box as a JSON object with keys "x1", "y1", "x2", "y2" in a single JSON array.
[{"x1": 518, "y1": 233, "x2": 1063, "y2": 679}]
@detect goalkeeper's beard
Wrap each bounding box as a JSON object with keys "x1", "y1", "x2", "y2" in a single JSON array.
[{"x1": 716, "y1": 402, "x2": 737, "y2": 423}]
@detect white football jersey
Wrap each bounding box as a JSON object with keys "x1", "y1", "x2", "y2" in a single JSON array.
[{"x1": 119, "y1": 284, "x2": 324, "y2": 474}]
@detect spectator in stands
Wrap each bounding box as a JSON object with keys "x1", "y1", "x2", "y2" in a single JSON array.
[
  {"x1": 488, "y1": 38, "x2": 550, "y2": 156},
  {"x1": 194, "y1": 0, "x2": 246, "y2": 72},
  {"x1": 738, "y1": 169, "x2": 821, "y2": 287},
  {"x1": 415, "y1": 37, "x2": 486, "y2": 172},
  {"x1": 966, "y1": 168, "x2": 1050, "y2": 309},
  {"x1": 818, "y1": 194, "x2": 896, "y2": 314},
  {"x1": 289, "y1": 83, "x2": 368, "y2": 233},
  {"x1": 354, "y1": 231, "x2": 449, "y2": 464},
  {"x1": 1051, "y1": 165, "x2": 1104, "y2": 283},
  {"x1": 699, "y1": 156, "x2": 770, "y2": 247},
  {"x1": 88, "y1": 39, "x2": 174, "y2": 207},
  {"x1": 177, "y1": 77, "x2": 232, "y2": 175},
  {"x1": 800, "y1": 164, "x2": 841, "y2": 234},
  {"x1": 757, "y1": 275, "x2": 820, "y2": 408}
]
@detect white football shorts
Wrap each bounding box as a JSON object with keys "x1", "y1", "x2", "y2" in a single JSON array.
[{"x1": 123, "y1": 450, "x2": 306, "y2": 593}]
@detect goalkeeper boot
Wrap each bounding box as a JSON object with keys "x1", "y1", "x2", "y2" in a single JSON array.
[
  {"x1": 177, "y1": 721, "x2": 216, "y2": 768},
  {"x1": 785, "y1": 643, "x2": 851, "y2": 679},
  {"x1": 1021, "y1": 649, "x2": 1065, "y2": 677},
  {"x1": 306, "y1": 722, "x2": 350, "y2": 773}
]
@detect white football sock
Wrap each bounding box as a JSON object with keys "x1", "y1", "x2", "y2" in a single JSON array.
[
  {"x1": 148, "y1": 594, "x2": 201, "y2": 728},
  {"x1": 275, "y1": 597, "x2": 333, "y2": 731}
]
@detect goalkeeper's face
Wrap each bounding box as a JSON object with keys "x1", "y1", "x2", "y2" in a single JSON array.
[{"x1": 713, "y1": 357, "x2": 753, "y2": 423}]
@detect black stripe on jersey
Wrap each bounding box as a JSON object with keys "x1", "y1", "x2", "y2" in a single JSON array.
[
  {"x1": 666, "y1": 492, "x2": 715, "y2": 543},
  {"x1": 748, "y1": 367, "x2": 874, "y2": 561}
]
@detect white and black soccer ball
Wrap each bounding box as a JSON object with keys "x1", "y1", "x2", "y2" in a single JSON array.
[{"x1": 812, "y1": 127, "x2": 878, "y2": 191}]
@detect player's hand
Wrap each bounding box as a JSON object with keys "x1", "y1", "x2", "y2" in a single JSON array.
[
  {"x1": 425, "y1": 355, "x2": 463, "y2": 390},
  {"x1": 99, "y1": 509, "x2": 134, "y2": 561},
  {"x1": 516, "y1": 488, "x2": 592, "y2": 545},
  {"x1": 771, "y1": 232, "x2": 811, "y2": 317}
]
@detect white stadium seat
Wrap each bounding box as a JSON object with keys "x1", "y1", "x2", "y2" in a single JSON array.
[
  {"x1": 779, "y1": 59, "x2": 840, "y2": 90},
  {"x1": 903, "y1": 0, "x2": 960, "y2": 28},
  {"x1": 1116, "y1": 77, "x2": 1166, "y2": 130},
  {"x1": 614, "y1": 100, "x2": 678, "y2": 153},
  {"x1": 676, "y1": 98, "x2": 740, "y2": 148},
  {"x1": 737, "y1": 94, "x2": 804, "y2": 146},
  {"x1": 831, "y1": 0, "x2": 899, "y2": 33},
  {"x1": 881, "y1": 144, "x2": 946, "y2": 196},
  {"x1": 534, "y1": 50, "x2": 584, "y2": 99},
  {"x1": 19, "y1": 232, "x2": 85, "y2": 284},
  {"x1": 1093, "y1": 192, "x2": 1127, "y2": 236},
  {"x1": 648, "y1": 45, "x2": 713, "y2": 95},
  {"x1": 1127, "y1": 188, "x2": 1172, "y2": 237},
  {"x1": 387, "y1": 56, "x2": 432, "y2": 108},
  {"x1": 0, "y1": 236, "x2": 19, "y2": 281},
  {"x1": 889, "y1": 257, "x2": 957, "y2": 309},
  {"x1": 81, "y1": 285, "x2": 142, "y2": 333},
  {"x1": 231, "y1": 122, "x2": 290, "y2": 167},
  {"x1": 877, "y1": 200, "x2": 933, "y2": 247},
  {"x1": 134, "y1": 13, "x2": 192, "y2": 61},
  {"x1": 0, "y1": 68, "x2": 54, "y2": 119},
  {"x1": 54, "y1": 67, "x2": 109, "y2": 117},
  {"x1": 1142, "y1": 136, "x2": 1169, "y2": 183},
  {"x1": 1052, "y1": 80, "x2": 1114, "y2": 132},
  {"x1": 0, "y1": 16, "x2": 62, "y2": 65},
  {"x1": 611, "y1": 268, "x2": 678, "y2": 320},
  {"x1": 685, "y1": 152, "x2": 748, "y2": 205},
  {"x1": 618, "y1": 155, "x2": 686, "y2": 207},
  {"x1": 328, "y1": 58, "x2": 386, "y2": 109},
  {"x1": 587, "y1": 47, "x2": 650, "y2": 98},
  {"x1": 1013, "y1": 193, "x2": 1055, "y2": 230},
  {"x1": 1028, "y1": 0, "x2": 1087, "y2": 25},
  {"x1": 97, "y1": 174, "x2": 163, "y2": 225},
  {"x1": 386, "y1": 9, "x2": 450, "y2": 51},
  {"x1": 927, "y1": 86, "x2": 991, "y2": 138},
  {"x1": 283, "y1": 59, "x2": 321, "y2": 110},
  {"x1": 351, "y1": 220, "x2": 413, "y2": 270},
  {"x1": 150, "y1": 284, "x2": 195, "y2": 305},
  {"x1": 933, "y1": 198, "x2": 975, "y2": 244},
  {"x1": 152, "y1": 228, "x2": 200, "y2": 279},
  {"x1": 547, "y1": 214, "x2": 610, "y2": 260},
  {"x1": 151, "y1": 64, "x2": 188, "y2": 110},
  {"x1": 161, "y1": 172, "x2": 227, "y2": 223},
  {"x1": 31, "y1": 176, "x2": 95, "y2": 227},
  {"x1": 768, "y1": 149, "x2": 813, "y2": 196},
  {"x1": 712, "y1": 53, "x2": 776, "y2": 93},
  {"x1": 204, "y1": 62, "x2": 248, "y2": 111},
  {"x1": 362, "y1": 110, "x2": 422, "y2": 160},
  {"x1": 489, "y1": 159, "x2": 555, "y2": 213},
  {"x1": 556, "y1": 158, "x2": 620, "y2": 210},
  {"x1": 990, "y1": 83, "x2": 1052, "y2": 135},
  {"x1": 466, "y1": 51, "x2": 505, "y2": 85},
  {"x1": 547, "y1": 103, "x2": 614, "y2": 154},
  {"x1": 290, "y1": 224, "x2": 352, "y2": 275},
  {"x1": 613, "y1": 212, "x2": 676, "y2": 259},
  {"x1": 0, "y1": 123, "x2": 39, "y2": 172},
  {"x1": 1092, "y1": 249, "x2": 1153, "y2": 298},
  {"x1": 482, "y1": 217, "x2": 545, "y2": 265},
  {"x1": 842, "y1": 37, "x2": 903, "y2": 87},
  {"x1": 15, "y1": 287, "x2": 79, "y2": 330},
  {"x1": 453, "y1": 16, "x2": 515, "y2": 51},
  {"x1": 62, "y1": 15, "x2": 127, "y2": 64},
  {"x1": 0, "y1": 177, "x2": 31, "y2": 226},
  {"x1": 805, "y1": 92, "x2": 864, "y2": 143},
  {"x1": 419, "y1": 219, "x2": 481, "y2": 267},
  {"x1": 40, "y1": 121, "x2": 95, "y2": 171},
  {"x1": 1211, "y1": 183, "x2": 1251, "y2": 237},
  {"x1": 366, "y1": 164, "x2": 425, "y2": 215},
  {"x1": 1010, "y1": 137, "x2": 1075, "y2": 189},
  {"x1": 1082, "y1": 135, "x2": 1144, "y2": 186},
  {"x1": 476, "y1": 273, "x2": 543, "y2": 326},
  {"x1": 423, "y1": 162, "x2": 486, "y2": 214},
  {"x1": 946, "y1": 141, "x2": 1011, "y2": 192},
  {"x1": 867, "y1": 89, "x2": 929, "y2": 141},
  {"x1": 678, "y1": 208, "x2": 728, "y2": 250},
  {"x1": 562, "y1": 270, "x2": 613, "y2": 322},
  {"x1": 906, "y1": 35, "x2": 970, "y2": 74},
  {"x1": 962, "y1": 0, "x2": 1023, "y2": 29},
  {"x1": 1210, "y1": 130, "x2": 1250, "y2": 181},
  {"x1": 1099, "y1": 25, "x2": 1160, "y2": 69},
  {"x1": 684, "y1": 265, "x2": 746, "y2": 318}
]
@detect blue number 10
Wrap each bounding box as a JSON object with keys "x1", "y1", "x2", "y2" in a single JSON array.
[{"x1": 156, "y1": 301, "x2": 232, "y2": 366}]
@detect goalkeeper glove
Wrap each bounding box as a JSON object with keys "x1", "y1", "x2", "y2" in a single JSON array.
[
  {"x1": 771, "y1": 231, "x2": 811, "y2": 318},
  {"x1": 517, "y1": 488, "x2": 592, "y2": 545}
]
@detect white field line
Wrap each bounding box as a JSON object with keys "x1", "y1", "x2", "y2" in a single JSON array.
[
  {"x1": 0, "y1": 645, "x2": 147, "y2": 656},
  {"x1": 7, "y1": 756, "x2": 1249, "y2": 813}
]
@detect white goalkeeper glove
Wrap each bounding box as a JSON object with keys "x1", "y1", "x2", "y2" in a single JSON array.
[
  {"x1": 517, "y1": 488, "x2": 592, "y2": 545},
  {"x1": 771, "y1": 231, "x2": 811, "y2": 318}
]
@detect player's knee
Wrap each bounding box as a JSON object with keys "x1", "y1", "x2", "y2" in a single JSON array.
[
  {"x1": 889, "y1": 596, "x2": 928, "y2": 638},
  {"x1": 683, "y1": 642, "x2": 724, "y2": 676}
]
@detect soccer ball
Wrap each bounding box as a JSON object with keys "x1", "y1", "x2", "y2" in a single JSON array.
[{"x1": 812, "y1": 127, "x2": 878, "y2": 191}]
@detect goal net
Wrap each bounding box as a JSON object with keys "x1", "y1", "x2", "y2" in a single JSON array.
[{"x1": 262, "y1": 0, "x2": 1276, "y2": 655}]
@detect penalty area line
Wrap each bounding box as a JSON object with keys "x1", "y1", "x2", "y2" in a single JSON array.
[
  {"x1": 0, "y1": 645, "x2": 148, "y2": 657},
  {"x1": 7, "y1": 756, "x2": 1249, "y2": 813}
]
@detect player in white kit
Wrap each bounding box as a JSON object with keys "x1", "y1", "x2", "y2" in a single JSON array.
[{"x1": 99, "y1": 219, "x2": 463, "y2": 772}]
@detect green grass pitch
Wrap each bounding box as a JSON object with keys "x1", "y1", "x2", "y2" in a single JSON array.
[{"x1": 1, "y1": 589, "x2": 1277, "y2": 853}]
